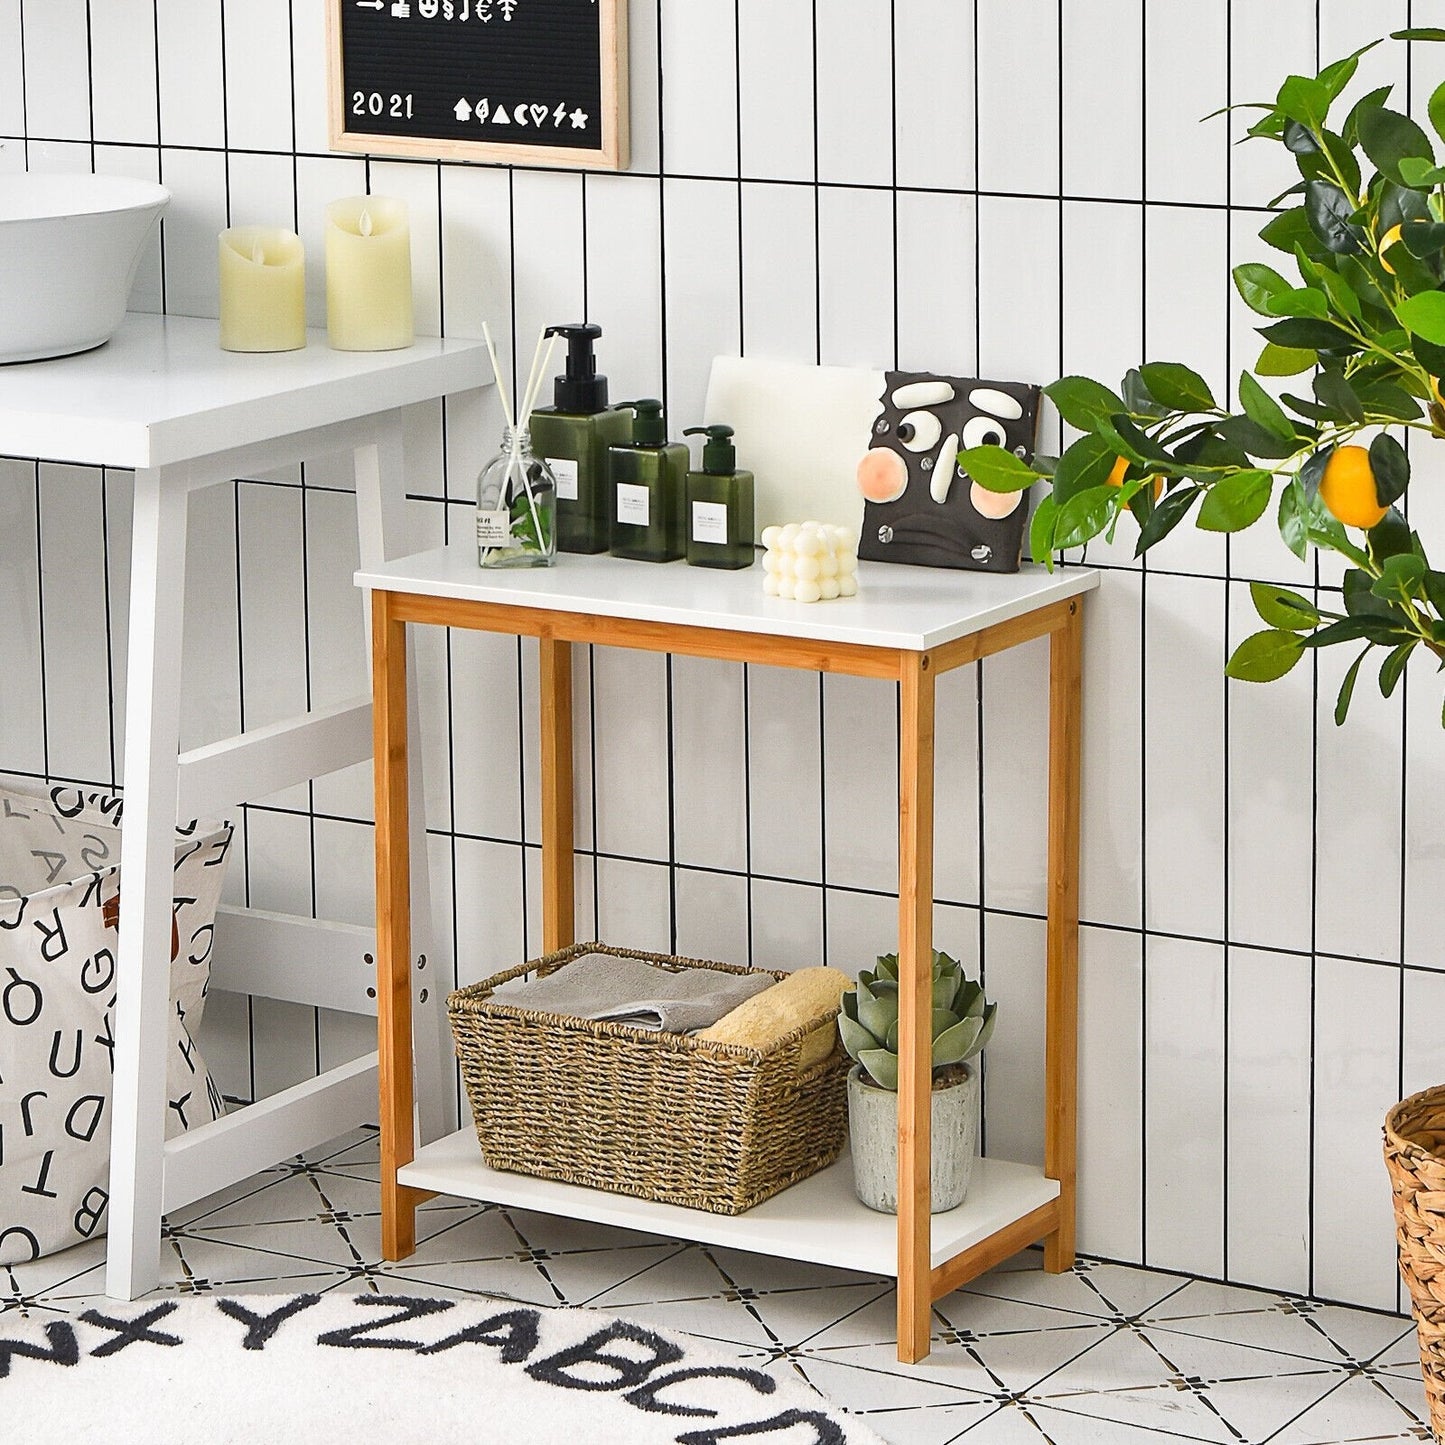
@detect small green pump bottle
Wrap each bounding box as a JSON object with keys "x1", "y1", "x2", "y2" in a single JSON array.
[
  {"x1": 608, "y1": 399, "x2": 689, "y2": 562},
  {"x1": 683, "y1": 424, "x2": 755, "y2": 569},
  {"x1": 528, "y1": 322, "x2": 634, "y2": 554}
]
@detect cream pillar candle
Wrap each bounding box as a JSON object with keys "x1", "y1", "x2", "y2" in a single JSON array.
[
  {"x1": 325, "y1": 196, "x2": 414, "y2": 352},
  {"x1": 218, "y1": 227, "x2": 306, "y2": 353}
]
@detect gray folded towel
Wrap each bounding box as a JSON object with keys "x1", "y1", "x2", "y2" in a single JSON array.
[{"x1": 491, "y1": 951, "x2": 774, "y2": 1033}]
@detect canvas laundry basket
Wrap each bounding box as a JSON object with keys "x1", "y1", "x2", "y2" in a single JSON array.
[{"x1": 0, "y1": 782, "x2": 232, "y2": 1265}]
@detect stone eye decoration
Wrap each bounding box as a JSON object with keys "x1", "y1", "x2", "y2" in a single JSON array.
[{"x1": 854, "y1": 372, "x2": 1040, "y2": 573}]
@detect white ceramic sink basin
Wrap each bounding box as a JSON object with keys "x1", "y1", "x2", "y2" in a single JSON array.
[{"x1": 0, "y1": 173, "x2": 170, "y2": 364}]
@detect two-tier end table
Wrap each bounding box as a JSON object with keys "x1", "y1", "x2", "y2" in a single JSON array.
[
  {"x1": 0, "y1": 313, "x2": 490, "y2": 1298},
  {"x1": 360, "y1": 544, "x2": 1096, "y2": 1363}
]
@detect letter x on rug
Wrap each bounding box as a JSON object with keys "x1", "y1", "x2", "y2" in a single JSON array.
[{"x1": 1, "y1": 1291, "x2": 887, "y2": 1444}]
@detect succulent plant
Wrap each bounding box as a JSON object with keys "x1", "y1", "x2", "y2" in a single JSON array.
[{"x1": 837, "y1": 949, "x2": 997, "y2": 1092}]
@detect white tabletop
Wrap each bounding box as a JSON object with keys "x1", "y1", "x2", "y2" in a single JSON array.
[
  {"x1": 358, "y1": 544, "x2": 1098, "y2": 652},
  {"x1": 0, "y1": 312, "x2": 492, "y2": 470}
]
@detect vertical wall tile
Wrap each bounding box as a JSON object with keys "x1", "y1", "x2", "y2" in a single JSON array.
[
  {"x1": 933, "y1": 662, "x2": 981, "y2": 909},
  {"x1": 223, "y1": 0, "x2": 294, "y2": 153},
  {"x1": 1145, "y1": 936, "x2": 1224, "y2": 1279},
  {"x1": 751, "y1": 877, "x2": 824, "y2": 975},
  {"x1": 159, "y1": 147, "x2": 229, "y2": 319},
  {"x1": 740, "y1": 182, "x2": 817, "y2": 362},
  {"x1": 747, "y1": 667, "x2": 822, "y2": 885},
  {"x1": 1403, "y1": 969, "x2": 1445, "y2": 1101},
  {"x1": 675, "y1": 869, "x2": 750, "y2": 967},
  {"x1": 0, "y1": 461, "x2": 44, "y2": 778},
  {"x1": 817, "y1": 187, "x2": 894, "y2": 369},
  {"x1": 21, "y1": 0, "x2": 90, "y2": 142},
  {"x1": 822, "y1": 674, "x2": 896, "y2": 894},
  {"x1": 224, "y1": 150, "x2": 296, "y2": 234},
  {"x1": 90, "y1": 0, "x2": 159, "y2": 146},
  {"x1": 1143, "y1": 6, "x2": 1228, "y2": 206},
  {"x1": 0, "y1": 0, "x2": 23, "y2": 137},
  {"x1": 896, "y1": 191, "x2": 977, "y2": 378},
  {"x1": 584, "y1": 172, "x2": 664, "y2": 401},
  {"x1": 1228, "y1": 0, "x2": 1318, "y2": 211},
  {"x1": 592, "y1": 648, "x2": 670, "y2": 863},
  {"x1": 815, "y1": 0, "x2": 891, "y2": 188},
  {"x1": 290, "y1": 0, "x2": 332, "y2": 156},
  {"x1": 623, "y1": 0, "x2": 661, "y2": 176},
  {"x1": 737, "y1": 0, "x2": 813, "y2": 183},
  {"x1": 452, "y1": 837, "x2": 527, "y2": 989},
  {"x1": 1077, "y1": 924, "x2": 1143, "y2": 1261},
  {"x1": 450, "y1": 633, "x2": 522, "y2": 844},
  {"x1": 156, "y1": 0, "x2": 224, "y2": 148},
  {"x1": 672, "y1": 657, "x2": 747, "y2": 874},
  {"x1": 979, "y1": 913, "x2": 1046, "y2": 1171},
  {"x1": 1312, "y1": 955, "x2": 1402, "y2": 1309},
  {"x1": 595, "y1": 857, "x2": 672, "y2": 954},
  {"x1": 658, "y1": 0, "x2": 736, "y2": 177},
  {"x1": 977, "y1": 196, "x2": 1060, "y2": 384},
  {"x1": 1143, "y1": 575, "x2": 1226, "y2": 941},
  {"x1": 1227, "y1": 946, "x2": 1312, "y2": 1294},
  {"x1": 826, "y1": 889, "x2": 906, "y2": 978},
  {"x1": 894, "y1": 0, "x2": 974, "y2": 193},
  {"x1": 509, "y1": 170, "x2": 585, "y2": 372},
  {"x1": 976, "y1": 0, "x2": 1058, "y2": 197},
  {"x1": 1061, "y1": 0, "x2": 1142, "y2": 200}
]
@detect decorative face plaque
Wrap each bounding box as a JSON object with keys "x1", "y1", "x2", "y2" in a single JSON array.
[
  {"x1": 328, "y1": 0, "x2": 629, "y2": 171},
  {"x1": 856, "y1": 372, "x2": 1041, "y2": 574}
]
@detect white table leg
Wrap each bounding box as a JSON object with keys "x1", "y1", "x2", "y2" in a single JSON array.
[
  {"x1": 106, "y1": 468, "x2": 188, "y2": 1300},
  {"x1": 354, "y1": 418, "x2": 451, "y2": 1145}
]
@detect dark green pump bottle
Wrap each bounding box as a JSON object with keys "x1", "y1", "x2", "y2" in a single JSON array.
[
  {"x1": 528, "y1": 323, "x2": 634, "y2": 554},
  {"x1": 684, "y1": 424, "x2": 755, "y2": 569},
  {"x1": 608, "y1": 400, "x2": 689, "y2": 562}
]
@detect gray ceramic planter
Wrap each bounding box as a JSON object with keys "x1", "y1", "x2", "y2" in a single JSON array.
[{"x1": 847, "y1": 1062, "x2": 979, "y2": 1214}]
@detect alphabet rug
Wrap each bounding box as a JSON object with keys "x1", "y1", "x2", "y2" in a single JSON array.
[{"x1": 1, "y1": 1290, "x2": 887, "y2": 1444}]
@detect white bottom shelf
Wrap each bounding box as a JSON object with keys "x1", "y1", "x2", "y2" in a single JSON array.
[{"x1": 398, "y1": 1128, "x2": 1060, "y2": 1278}]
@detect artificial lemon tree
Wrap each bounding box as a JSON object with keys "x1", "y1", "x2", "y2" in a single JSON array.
[{"x1": 960, "y1": 28, "x2": 1445, "y2": 724}]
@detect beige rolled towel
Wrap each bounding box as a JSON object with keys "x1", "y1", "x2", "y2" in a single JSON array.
[{"x1": 696, "y1": 966, "x2": 853, "y2": 1069}]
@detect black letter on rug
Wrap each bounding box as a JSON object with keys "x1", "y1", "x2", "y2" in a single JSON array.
[
  {"x1": 419, "y1": 1308, "x2": 541, "y2": 1364},
  {"x1": 317, "y1": 1294, "x2": 454, "y2": 1351},
  {"x1": 625, "y1": 1364, "x2": 778, "y2": 1417},
  {"x1": 527, "y1": 1321, "x2": 685, "y2": 1392},
  {"x1": 677, "y1": 1410, "x2": 847, "y2": 1444},
  {"x1": 79, "y1": 1303, "x2": 181, "y2": 1358},
  {"x1": 0, "y1": 1322, "x2": 79, "y2": 1378},
  {"x1": 216, "y1": 1294, "x2": 322, "y2": 1350}
]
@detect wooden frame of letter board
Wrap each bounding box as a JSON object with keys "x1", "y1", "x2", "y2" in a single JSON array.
[{"x1": 326, "y1": 0, "x2": 629, "y2": 171}]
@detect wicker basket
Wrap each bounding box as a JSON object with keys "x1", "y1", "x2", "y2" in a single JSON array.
[
  {"x1": 1384, "y1": 1085, "x2": 1445, "y2": 1443},
  {"x1": 448, "y1": 942, "x2": 849, "y2": 1215}
]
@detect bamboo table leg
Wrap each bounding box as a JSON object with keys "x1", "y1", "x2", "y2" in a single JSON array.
[
  {"x1": 374, "y1": 589, "x2": 421, "y2": 1260},
  {"x1": 897, "y1": 650, "x2": 937, "y2": 1363},
  {"x1": 539, "y1": 637, "x2": 575, "y2": 954},
  {"x1": 1044, "y1": 597, "x2": 1084, "y2": 1272}
]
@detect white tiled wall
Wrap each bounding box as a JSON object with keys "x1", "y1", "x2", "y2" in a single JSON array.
[{"x1": 2, "y1": 0, "x2": 1440, "y2": 1315}]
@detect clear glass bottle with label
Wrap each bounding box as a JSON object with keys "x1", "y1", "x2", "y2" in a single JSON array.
[
  {"x1": 475, "y1": 427, "x2": 557, "y2": 568},
  {"x1": 608, "y1": 399, "x2": 689, "y2": 562},
  {"x1": 683, "y1": 424, "x2": 755, "y2": 569},
  {"x1": 528, "y1": 322, "x2": 634, "y2": 554}
]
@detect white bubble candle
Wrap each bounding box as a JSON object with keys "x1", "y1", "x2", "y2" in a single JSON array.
[{"x1": 761, "y1": 521, "x2": 858, "y2": 602}]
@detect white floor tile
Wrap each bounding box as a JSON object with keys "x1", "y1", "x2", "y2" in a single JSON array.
[{"x1": 1267, "y1": 1373, "x2": 1430, "y2": 1443}]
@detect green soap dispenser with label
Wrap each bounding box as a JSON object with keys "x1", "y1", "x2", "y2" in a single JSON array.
[
  {"x1": 684, "y1": 424, "x2": 755, "y2": 569},
  {"x1": 528, "y1": 322, "x2": 634, "y2": 554},
  {"x1": 608, "y1": 399, "x2": 689, "y2": 562}
]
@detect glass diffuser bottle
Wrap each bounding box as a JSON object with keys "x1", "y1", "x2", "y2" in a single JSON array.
[{"x1": 475, "y1": 427, "x2": 557, "y2": 568}]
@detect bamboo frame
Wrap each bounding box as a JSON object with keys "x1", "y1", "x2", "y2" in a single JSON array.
[
  {"x1": 327, "y1": 0, "x2": 629, "y2": 172},
  {"x1": 370, "y1": 584, "x2": 1087, "y2": 1362}
]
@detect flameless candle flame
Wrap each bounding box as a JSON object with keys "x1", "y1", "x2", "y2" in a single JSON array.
[
  {"x1": 251, "y1": 242, "x2": 266, "y2": 265},
  {"x1": 359, "y1": 209, "x2": 373, "y2": 238}
]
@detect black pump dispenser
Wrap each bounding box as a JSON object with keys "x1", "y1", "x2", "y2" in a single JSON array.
[
  {"x1": 545, "y1": 322, "x2": 608, "y2": 411},
  {"x1": 620, "y1": 398, "x2": 667, "y2": 445},
  {"x1": 684, "y1": 424, "x2": 736, "y2": 475}
]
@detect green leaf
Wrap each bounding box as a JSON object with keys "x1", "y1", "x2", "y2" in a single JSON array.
[
  {"x1": 1233, "y1": 261, "x2": 1292, "y2": 315},
  {"x1": 1379, "y1": 640, "x2": 1418, "y2": 697},
  {"x1": 1392, "y1": 27, "x2": 1445, "y2": 40},
  {"x1": 1215, "y1": 413, "x2": 1301, "y2": 460},
  {"x1": 1198, "y1": 468, "x2": 1274, "y2": 533},
  {"x1": 1278, "y1": 477, "x2": 1310, "y2": 560},
  {"x1": 1264, "y1": 286, "x2": 1330, "y2": 319},
  {"x1": 1051, "y1": 433, "x2": 1119, "y2": 506},
  {"x1": 1028, "y1": 492, "x2": 1058, "y2": 568},
  {"x1": 1319, "y1": 41, "x2": 1381, "y2": 101},
  {"x1": 855, "y1": 982, "x2": 897, "y2": 1041},
  {"x1": 1259, "y1": 316, "x2": 1356, "y2": 351},
  {"x1": 838, "y1": 1013, "x2": 880, "y2": 1062},
  {"x1": 1053, "y1": 485, "x2": 1118, "y2": 551},
  {"x1": 1372, "y1": 553, "x2": 1427, "y2": 606},
  {"x1": 1367, "y1": 508, "x2": 1412, "y2": 563},
  {"x1": 932, "y1": 1016, "x2": 985, "y2": 1069},
  {"x1": 1135, "y1": 484, "x2": 1201, "y2": 554},
  {"x1": 1313, "y1": 367, "x2": 1367, "y2": 424},
  {"x1": 1238, "y1": 371, "x2": 1295, "y2": 439},
  {"x1": 1318, "y1": 128, "x2": 1363, "y2": 199},
  {"x1": 1278, "y1": 74, "x2": 1329, "y2": 131},
  {"x1": 1353, "y1": 380, "x2": 1422, "y2": 422},
  {"x1": 1317, "y1": 264, "x2": 1363, "y2": 321},
  {"x1": 1045, "y1": 375, "x2": 1127, "y2": 431},
  {"x1": 1423, "y1": 569, "x2": 1445, "y2": 619},
  {"x1": 1397, "y1": 291, "x2": 1445, "y2": 345},
  {"x1": 858, "y1": 1047, "x2": 897, "y2": 1092},
  {"x1": 1305, "y1": 615, "x2": 1408, "y2": 647},
  {"x1": 1121, "y1": 367, "x2": 1169, "y2": 418},
  {"x1": 1398, "y1": 156, "x2": 1445, "y2": 189},
  {"x1": 1431, "y1": 79, "x2": 1445, "y2": 149},
  {"x1": 1369, "y1": 432, "x2": 1410, "y2": 505},
  {"x1": 1137, "y1": 361, "x2": 1216, "y2": 412},
  {"x1": 957, "y1": 443, "x2": 1037, "y2": 494},
  {"x1": 1255, "y1": 342, "x2": 1317, "y2": 376},
  {"x1": 1344, "y1": 84, "x2": 1394, "y2": 147},
  {"x1": 1359, "y1": 106, "x2": 1436, "y2": 187},
  {"x1": 1304, "y1": 180, "x2": 1364, "y2": 254},
  {"x1": 1226, "y1": 629, "x2": 1307, "y2": 683},
  {"x1": 1335, "y1": 646, "x2": 1369, "y2": 725},
  {"x1": 1098, "y1": 412, "x2": 1174, "y2": 468},
  {"x1": 1251, "y1": 581, "x2": 1320, "y2": 631},
  {"x1": 1261, "y1": 207, "x2": 1328, "y2": 258}
]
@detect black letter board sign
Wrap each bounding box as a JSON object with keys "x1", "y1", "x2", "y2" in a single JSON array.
[{"x1": 328, "y1": 0, "x2": 628, "y2": 171}]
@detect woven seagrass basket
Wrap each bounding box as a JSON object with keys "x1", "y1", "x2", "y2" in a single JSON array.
[
  {"x1": 1384, "y1": 1085, "x2": 1445, "y2": 1442},
  {"x1": 448, "y1": 941, "x2": 849, "y2": 1215}
]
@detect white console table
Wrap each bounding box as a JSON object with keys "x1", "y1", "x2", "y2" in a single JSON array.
[
  {"x1": 0, "y1": 313, "x2": 490, "y2": 1298},
  {"x1": 359, "y1": 544, "x2": 1097, "y2": 1363}
]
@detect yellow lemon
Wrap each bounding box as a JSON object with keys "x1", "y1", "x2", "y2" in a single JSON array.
[
  {"x1": 1380, "y1": 223, "x2": 1405, "y2": 275},
  {"x1": 1319, "y1": 444, "x2": 1387, "y2": 530}
]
